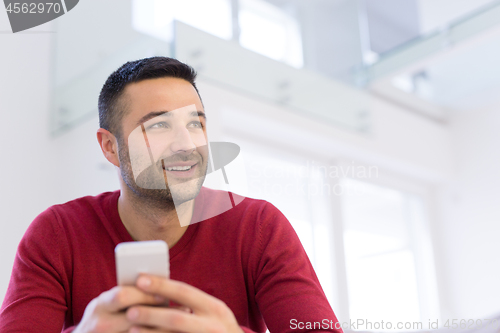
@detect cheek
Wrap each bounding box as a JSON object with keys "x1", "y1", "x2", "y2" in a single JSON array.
[
  {"x1": 127, "y1": 129, "x2": 156, "y2": 171},
  {"x1": 197, "y1": 143, "x2": 209, "y2": 161},
  {"x1": 144, "y1": 133, "x2": 172, "y2": 160},
  {"x1": 193, "y1": 131, "x2": 208, "y2": 146}
]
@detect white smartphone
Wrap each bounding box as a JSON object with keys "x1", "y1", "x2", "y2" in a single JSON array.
[{"x1": 115, "y1": 240, "x2": 170, "y2": 286}]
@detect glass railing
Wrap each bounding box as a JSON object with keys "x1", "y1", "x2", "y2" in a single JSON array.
[
  {"x1": 358, "y1": 0, "x2": 500, "y2": 83},
  {"x1": 51, "y1": 1, "x2": 369, "y2": 135}
]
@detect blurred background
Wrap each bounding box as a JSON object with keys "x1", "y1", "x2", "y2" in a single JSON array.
[{"x1": 1, "y1": 0, "x2": 500, "y2": 329}]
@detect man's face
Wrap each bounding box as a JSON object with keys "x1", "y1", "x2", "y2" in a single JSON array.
[{"x1": 117, "y1": 77, "x2": 208, "y2": 208}]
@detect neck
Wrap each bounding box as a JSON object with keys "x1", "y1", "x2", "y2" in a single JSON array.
[{"x1": 117, "y1": 187, "x2": 194, "y2": 249}]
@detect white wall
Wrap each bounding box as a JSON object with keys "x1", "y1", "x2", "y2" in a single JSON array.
[
  {"x1": 0, "y1": 21, "x2": 53, "y2": 304},
  {"x1": 437, "y1": 104, "x2": 500, "y2": 319},
  {"x1": 0, "y1": 17, "x2": 119, "y2": 302}
]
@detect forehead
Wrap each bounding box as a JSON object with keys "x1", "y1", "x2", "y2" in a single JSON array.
[{"x1": 121, "y1": 77, "x2": 203, "y2": 124}]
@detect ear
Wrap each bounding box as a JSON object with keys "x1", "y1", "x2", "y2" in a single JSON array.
[{"x1": 97, "y1": 128, "x2": 120, "y2": 167}]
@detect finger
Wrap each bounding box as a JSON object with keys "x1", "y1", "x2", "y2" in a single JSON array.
[
  {"x1": 94, "y1": 312, "x2": 133, "y2": 332},
  {"x1": 99, "y1": 286, "x2": 168, "y2": 312},
  {"x1": 136, "y1": 275, "x2": 217, "y2": 314},
  {"x1": 127, "y1": 305, "x2": 205, "y2": 332},
  {"x1": 128, "y1": 326, "x2": 174, "y2": 333}
]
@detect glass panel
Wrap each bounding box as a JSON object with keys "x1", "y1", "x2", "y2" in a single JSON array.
[{"x1": 174, "y1": 21, "x2": 370, "y2": 132}]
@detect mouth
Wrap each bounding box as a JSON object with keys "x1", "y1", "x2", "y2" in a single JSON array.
[
  {"x1": 164, "y1": 165, "x2": 194, "y2": 171},
  {"x1": 161, "y1": 161, "x2": 199, "y2": 179}
]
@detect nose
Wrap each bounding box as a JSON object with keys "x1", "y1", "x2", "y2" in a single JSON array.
[{"x1": 170, "y1": 126, "x2": 196, "y2": 154}]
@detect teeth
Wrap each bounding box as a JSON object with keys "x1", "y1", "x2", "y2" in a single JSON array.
[{"x1": 166, "y1": 165, "x2": 192, "y2": 171}]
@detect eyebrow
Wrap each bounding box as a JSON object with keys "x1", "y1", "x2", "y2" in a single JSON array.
[{"x1": 136, "y1": 110, "x2": 206, "y2": 126}]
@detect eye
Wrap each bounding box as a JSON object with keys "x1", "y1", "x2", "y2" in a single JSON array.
[
  {"x1": 148, "y1": 121, "x2": 168, "y2": 129},
  {"x1": 189, "y1": 121, "x2": 204, "y2": 129}
]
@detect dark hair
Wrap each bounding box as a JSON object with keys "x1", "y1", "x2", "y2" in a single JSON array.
[{"x1": 98, "y1": 56, "x2": 200, "y2": 138}]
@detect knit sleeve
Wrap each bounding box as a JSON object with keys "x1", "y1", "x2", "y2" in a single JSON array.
[
  {"x1": 240, "y1": 325, "x2": 258, "y2": 333},
  {"x1": 0, "y1": 207, "x2": 73, "y2": 332},
  {"x1": 252, "y1": 202, "x2": 343, "y2": 333}
]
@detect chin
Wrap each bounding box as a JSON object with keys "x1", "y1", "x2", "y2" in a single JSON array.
[{"x1": 170, "y1": 176, "x2": 205, "y2": 205}]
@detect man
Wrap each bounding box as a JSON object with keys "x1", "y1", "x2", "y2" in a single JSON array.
[{"x1": 0, "y1": 57, "x2": 341, "y2": 332}]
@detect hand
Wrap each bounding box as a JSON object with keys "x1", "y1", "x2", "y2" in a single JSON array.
[
  {"x1": 126, "y1": 274, "x2": 244, "y2": 333},
  {"x1": 73, "y1": 285, "x2": 167, "y2": 333}
]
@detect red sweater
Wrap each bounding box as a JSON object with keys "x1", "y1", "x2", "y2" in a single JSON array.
[{"x1": 0, "y1": 187, "x2": 341, "y2": 332}]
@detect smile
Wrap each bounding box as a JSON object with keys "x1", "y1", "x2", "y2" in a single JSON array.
[{"x1": 164, "y1": 165, "x2": 193, "y2": 171}]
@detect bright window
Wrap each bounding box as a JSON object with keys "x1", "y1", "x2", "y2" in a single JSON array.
[
  {"x1": 132, "y1": 0, "x2": 304, "y2": 68},
  {"x1": 235, "y1": 145, "x2": 334, "y2": 306},
  {"x1": 341, "y1": 178, "x2": 438, "y2": 327},
  {"x1": 238, "y1": 0, "x2": 304, "y2": 68},
  {"x1": 132, "y1": 0, "x2": 233, "y2": 41},
  {"x1": 223, "y1": 130, "x2": 439, "y2": 325}
]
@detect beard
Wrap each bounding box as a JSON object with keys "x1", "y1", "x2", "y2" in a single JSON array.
[{"x1": 117, "y1": 136, "x2": 208, "y2": 210}]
